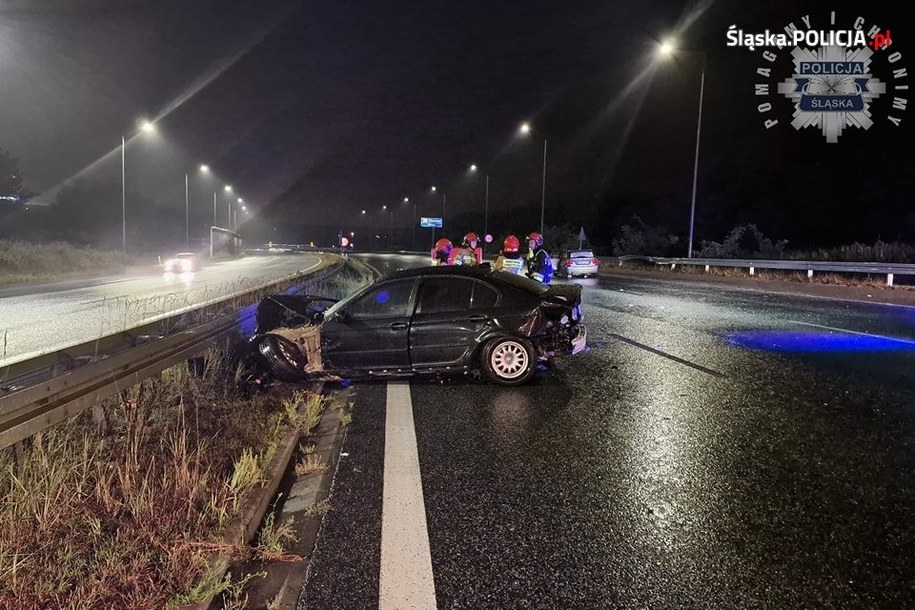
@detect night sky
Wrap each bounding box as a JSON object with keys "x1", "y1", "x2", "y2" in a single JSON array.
[{"x1": 1, "y1": 0, "x2": 912, "y2": 249}]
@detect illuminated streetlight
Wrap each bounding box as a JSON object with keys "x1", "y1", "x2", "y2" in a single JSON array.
[
  {"x1": 657, "y1": 39, "x2": 706, "y2": 257},
  {"x1": 121, "y1": 120, "x2": 156, "y2": 252},
  {"x1": 200, "y1": 164, "x2": 209, "y2": 173},
  {"x1": 518, "y1": 121, "x2": 547, "y2": 234},
  {"x1": 237, "y1": 198, "x2": 243, "y2": 203},
  {"x1": 405, "y1": 196, "x2": 417, "y2": 250},
  {"x1": 469, "y1": 163, "x2": 491, "y2": 238},
  {"x1": 430, "y1": 185, "x2": 436, "y2": 192},
  {"x1": 224, "y1": 185, "x2": 233, "y2": 192}
]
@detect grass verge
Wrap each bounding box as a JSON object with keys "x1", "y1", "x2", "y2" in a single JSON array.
[{"x1": 0, "y1": 347, "x2": 321, "y2": 610}]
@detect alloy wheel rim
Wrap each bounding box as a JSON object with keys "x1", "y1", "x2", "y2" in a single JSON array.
[{"x1": 491, "y1": 341, "x2": 528, "y2": 379}]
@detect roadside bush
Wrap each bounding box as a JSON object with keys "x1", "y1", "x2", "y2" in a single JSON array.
[
  {"x1": 0, "y1": 238, "x2": 132, "y2": 279},
  {"x1": 696, "y1": 224, "x2": 787, "y2": 258},
  {"x1": 611, "y1": 216, "x2": 679, "y2": 256}
]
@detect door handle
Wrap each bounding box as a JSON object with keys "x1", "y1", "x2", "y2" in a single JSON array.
[
  {"x1": 390, "y1": 322, "x2": 408, "y2": 330},
  {"x1": 468, "y1": 315, "x2": 487, "y2": 322}
]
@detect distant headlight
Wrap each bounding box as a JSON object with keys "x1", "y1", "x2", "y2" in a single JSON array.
[{"x1": 181, "y1": 259, "x2": 192, "y2": 271}]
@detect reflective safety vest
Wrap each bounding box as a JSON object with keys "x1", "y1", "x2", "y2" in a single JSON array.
[
  {"x1": 448, "y1": 247, "x2": 479, "y2": 266},
  {"x1": 495, "y1": 255, "x2": 525, "y2": 275}
]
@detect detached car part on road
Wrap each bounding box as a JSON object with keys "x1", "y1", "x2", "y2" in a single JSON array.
[{"x1": 248, "y1": 266, "x2": 586, "y2": 386}]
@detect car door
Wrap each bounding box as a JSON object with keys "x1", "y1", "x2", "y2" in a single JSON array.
[
  {"x1": 409, "y1": 276, "x2": 500, "y2": 368},
  {"x1": 320, "y1": 278, "x2": 417, "y2": 371}
]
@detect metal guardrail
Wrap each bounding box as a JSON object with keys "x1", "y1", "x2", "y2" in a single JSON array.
[
  {"x1": 616, "y1": 255, "x2": 915, "y2": 287},
  {"x1": 0, "y1": 256, "x2": 347, "y2": 450}
]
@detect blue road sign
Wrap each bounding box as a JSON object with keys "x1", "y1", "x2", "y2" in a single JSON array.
[{"x1": 420, "y1": 217, "x2": 443, "y2": 228}]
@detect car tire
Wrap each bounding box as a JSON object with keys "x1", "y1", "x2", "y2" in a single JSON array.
[
  {"x1": 481, "y1": 336, "x2": 536, "y2": 386},
  {"x1": 256, "y1": 335, "x2": 308, "y2": 382}
]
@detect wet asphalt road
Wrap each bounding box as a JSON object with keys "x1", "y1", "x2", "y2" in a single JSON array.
[
  {"x1": 302, "y1": 255, "x2": 915, "y2": 608},
  {"x1": 0, "y1": 252, "x2": 321, "y2": 367}
]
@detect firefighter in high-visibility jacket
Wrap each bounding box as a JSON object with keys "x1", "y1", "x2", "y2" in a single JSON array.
[
  {"x1": 493, "y1": 235, "x2": 525, "y2": 275},
  {"x1": 525, "y1": 231, "x2": 553, "y2": 283},
  {"x1": 447, "y1": 232, "x2": 483, "y2": 266}
]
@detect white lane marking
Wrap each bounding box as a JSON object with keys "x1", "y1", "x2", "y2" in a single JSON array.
[
  {"x1": 380, "y1": 381, "x2": 437, "y2": 609},
  {"x1": 789, "y1": 320, "x2": 915, "y2": 345}
]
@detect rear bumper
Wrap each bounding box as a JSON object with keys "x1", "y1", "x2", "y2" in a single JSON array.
[{"x1": 567, "y1": 266, "x2": 598, "y2": 276}]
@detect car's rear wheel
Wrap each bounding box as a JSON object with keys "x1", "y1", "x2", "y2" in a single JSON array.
[{"x1": 481, "y1": 336, "x2": 535, "y2": 386}]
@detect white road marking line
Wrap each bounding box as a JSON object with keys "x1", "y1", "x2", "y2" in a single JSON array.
[
  {"x1": 379, "y1": 381, "x2": 437, "y2": 610},
  {"x1": 789, "y1": 320, "x2": 915, "y2": 345}
]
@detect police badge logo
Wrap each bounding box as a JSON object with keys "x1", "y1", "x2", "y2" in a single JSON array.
[
  {"x1": 736, "y1": 12, "x2": 908, "y2": 143},
  {"x1": 777, "y1": 47, "x2": 885, "y2": 142}
]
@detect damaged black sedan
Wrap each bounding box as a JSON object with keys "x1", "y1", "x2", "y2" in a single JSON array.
[{"x1": 248, "y1": 266, "x2": 586, "y2": 386}]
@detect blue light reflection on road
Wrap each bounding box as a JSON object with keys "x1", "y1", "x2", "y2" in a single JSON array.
[{"x1": 724, "y1": 330, "x2": 915, "y2": 353}]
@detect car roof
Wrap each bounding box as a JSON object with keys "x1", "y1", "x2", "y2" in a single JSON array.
[
  {"x1": 383, "y1": 265, "x2": 493, "y2": 281},
  {"x1": 175, "y1": 252, "x2": 197, "y2": 257}
]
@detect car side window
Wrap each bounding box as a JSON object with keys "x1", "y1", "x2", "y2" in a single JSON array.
[
  {"x1": 471, "y1": 281, "x2": 499, "y2": 309},
  {"x1": 346, "y1": 279, "x2": 415, "y2": 318},
  {"x1": 416, "y1": 277, "x2": 474, "y2": 314}
]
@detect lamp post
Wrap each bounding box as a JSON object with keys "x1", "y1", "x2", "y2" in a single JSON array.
[
  {"x1": 431, "y1": 185, "x2": 445, "y2": 230},
  {"x1": 658, "y1": 40, "x2": 706, "y2": 258},
  {"x1": 519, "y1": 122, "x2": 547, "y2": 235},
  {"x1": 184, "y1": 172, "x2": 189, "y2": 247},
  {"x1": 382, "y1": 205, "x2": 394, "y2": 249},
  {"x1": 224, "y1": 185, "x2": 233, "y2": 229},
  {"x1": 469, "y1": 163, "x2": 490, "y2": 238},
  {"x1": 404, "y1": 197, "x2": 415, "y2": 250},
  {"x1": 121, "y1": 119, "x2": 156, "y2": 253}
]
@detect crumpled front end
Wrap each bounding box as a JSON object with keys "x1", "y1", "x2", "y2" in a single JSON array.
[{"x1": 249, "y1": 324, "x2": 331, "y2": 382}]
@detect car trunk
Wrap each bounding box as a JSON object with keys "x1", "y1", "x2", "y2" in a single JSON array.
[{"x1": 542, "y1": 283, "x2": 582, "y2": 306}]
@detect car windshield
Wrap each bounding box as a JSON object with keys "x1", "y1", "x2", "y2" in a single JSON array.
[{"x1": 489, "y1": 270, "x2": 549, "y2": 295}]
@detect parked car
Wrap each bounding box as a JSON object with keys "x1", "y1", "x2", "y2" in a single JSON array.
[
  {"x1": 556, "y1": 250, "x2": 600, "y2": 278},
  {"x1": 248, "y1": 266, "x2": 586, "y2": 386},
  {"x1": 163, "y1": 252, "x2": 200, "y2": 273}
]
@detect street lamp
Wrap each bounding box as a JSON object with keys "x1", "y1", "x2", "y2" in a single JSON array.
[
  {"x1": 469, "y1": 163, "x2": 490, "y2": 238},
  {"x1": 430, "y1": 185, "x2": 445, "y2": 225},
  {"x1": 224, "y1": 185, "x2": 233, "y2": 229},
  {"x1": 404, "y1": 197, "x2": 416, "y2": 250},
  {"x1": 519, "y1": 122, "x2": 547, "y2": 234},
  {"x1": 121, "y1": 119, "x2": 156, "y2": 252},
  {"x1": 658, "y1": 39, "x2": 706, "y2": 258}
]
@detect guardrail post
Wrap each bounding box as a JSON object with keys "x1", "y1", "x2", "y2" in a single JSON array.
[
  {"x1": 749, "y1": 266, "x2": 755, "y2": 276},
  {"x1": 704, "y1": 264, "x2": 710, "y2": 273},
  {"x1": 807, "y1": 269, "x2": 813, "y2": 280},
  {"x1": 670, "y1": 263, "x2": 676, "y2": 271},
  {"x1": 887, "y1": 273, "x2": 894, "y2": 287}
]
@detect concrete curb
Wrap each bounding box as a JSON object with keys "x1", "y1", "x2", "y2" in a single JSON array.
[
  {"x1": 238, "y1": 392, "x2": 350, "y2": 609},
  {"x1": 178, "y1": 382, "x2": 326, "y2": 610}
]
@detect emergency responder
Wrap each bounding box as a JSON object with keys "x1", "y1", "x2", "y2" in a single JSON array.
[
  {"x1": 431, "y1": 238, "x2": 453, "y2": 265},
  {"x1": 526, "y1": 231, "x2": 553, "y2": 283},
  {"x1": 448, "y1": 232, "x2": 483, "y2": 265},
  {"x1": 493, "y1": 235, "x2": 525, "y2": 275}
]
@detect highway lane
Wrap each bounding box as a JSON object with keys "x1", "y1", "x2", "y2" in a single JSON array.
[
  {"x1": 0, "y1": 253, "x2": 322, "y2": 367},
  {"x1": 302, "y1": 261, "x2": 915, "y2": 608}
]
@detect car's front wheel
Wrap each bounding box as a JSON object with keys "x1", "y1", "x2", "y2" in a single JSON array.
[{"x1": 481, "y1": 336, "x2": 535, "y2": 386}]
